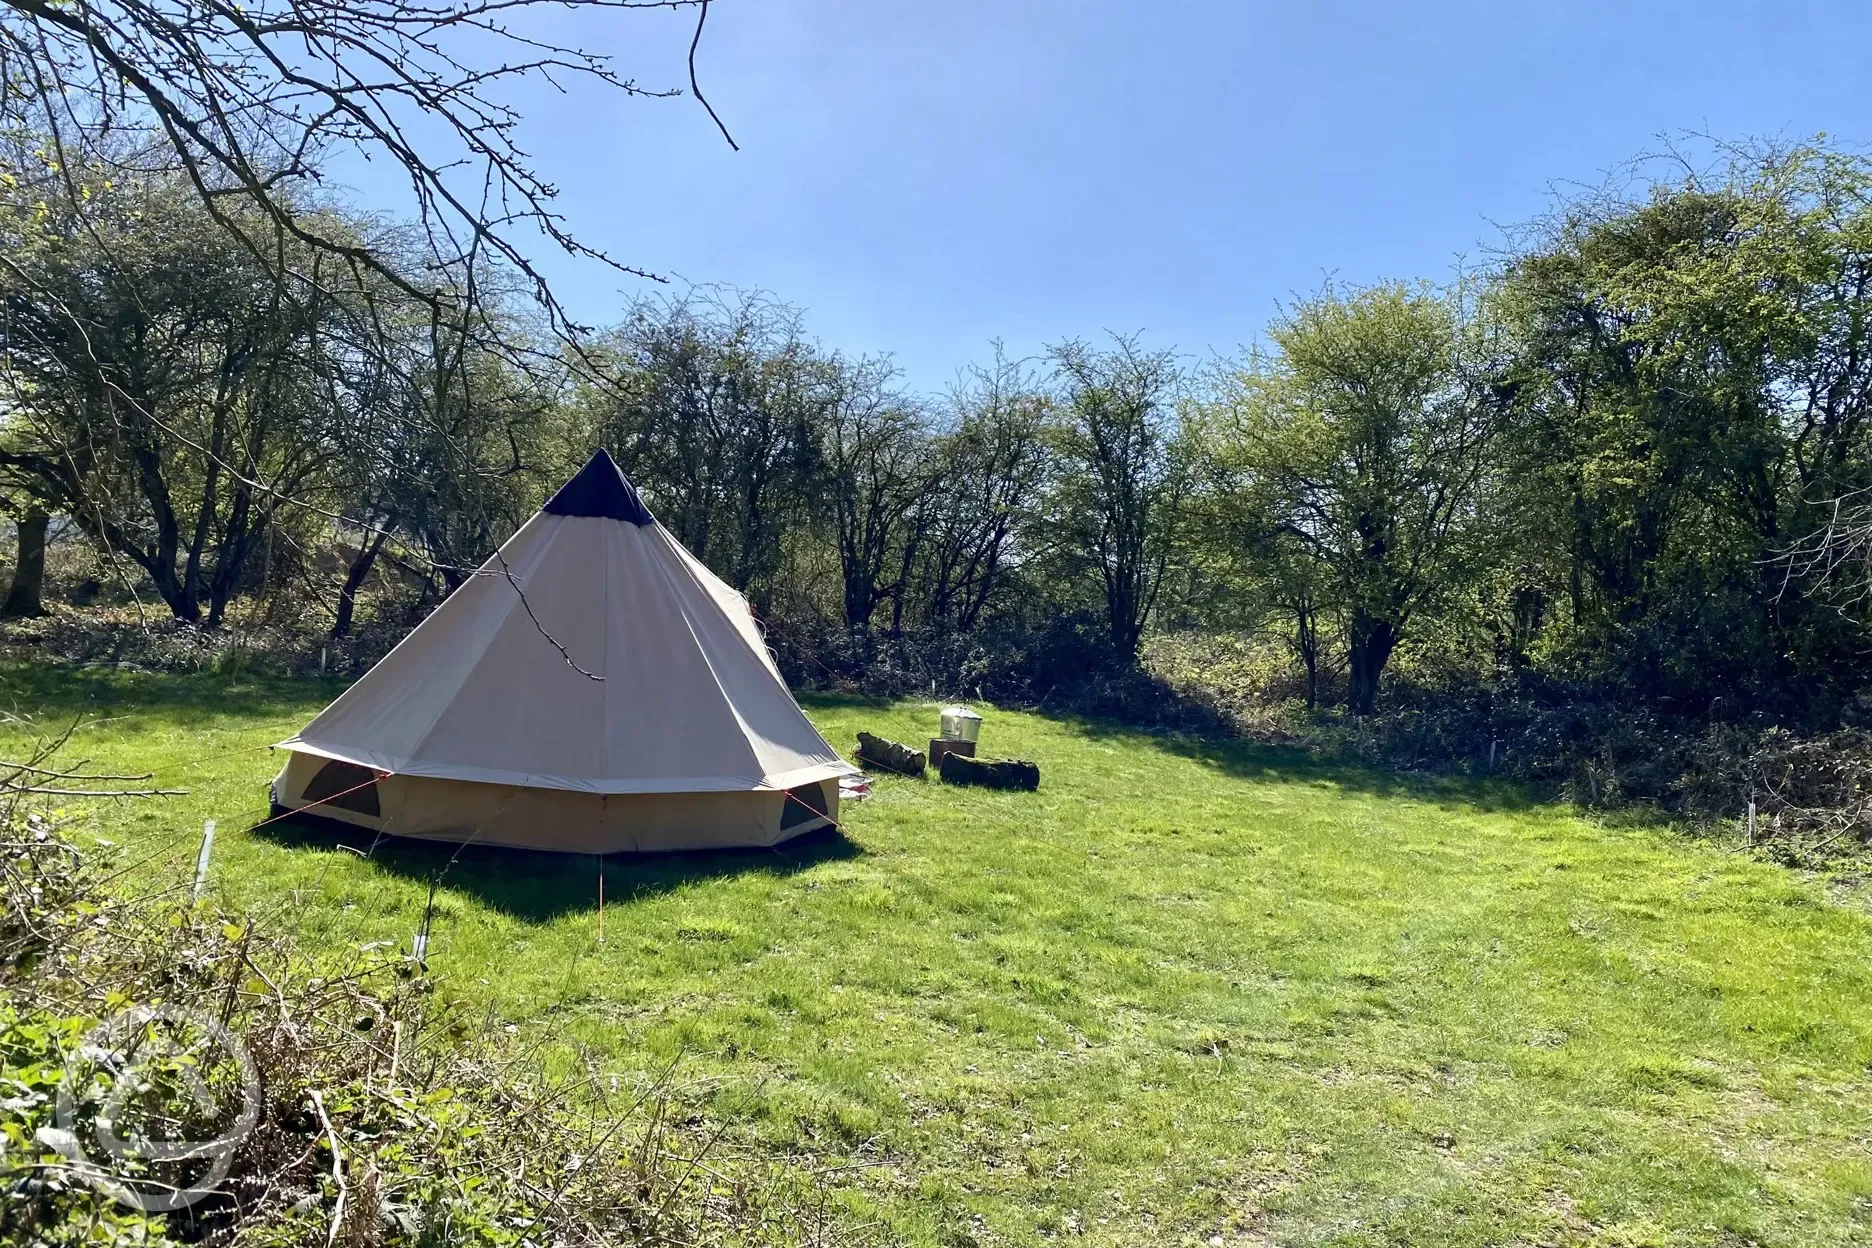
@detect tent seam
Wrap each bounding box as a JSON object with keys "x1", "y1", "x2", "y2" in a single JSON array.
[
  {"x1": 654, "y1": 527, "x2": 845, "y2": 754},
  {"x1": 405, "y1": 517, "x2": 560, "y2": 767},
  {"x1": 643, "y1": 526, "x2": 769, "y2": 788}
]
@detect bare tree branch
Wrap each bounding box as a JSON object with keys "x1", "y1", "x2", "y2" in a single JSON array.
[{"x1": 0, "y1": 0, "x2": 735, "y2": 352}]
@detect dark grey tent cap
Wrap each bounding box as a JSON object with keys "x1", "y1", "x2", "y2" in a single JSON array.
[{"x1": 542, "y1": 449, "x2": 654, "y2": 524}]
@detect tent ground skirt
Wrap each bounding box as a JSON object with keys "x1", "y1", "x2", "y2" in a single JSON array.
[{"x1": 271, "y1": 751, "x2": 837, "y2": 853}]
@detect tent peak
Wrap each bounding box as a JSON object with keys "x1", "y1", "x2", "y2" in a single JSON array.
[{"x1": 542, "y1": 449, "x2": 654, "y2": 524}]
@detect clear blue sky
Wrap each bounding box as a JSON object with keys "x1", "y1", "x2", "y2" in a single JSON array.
[{"x1": 342, "y1": 0, "x2": 1872, "y2": 393}]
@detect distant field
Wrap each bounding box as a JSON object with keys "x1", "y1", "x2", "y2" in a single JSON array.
[{"x1": 3, "y1": 661, "x2": 1870, "y2": 1247}]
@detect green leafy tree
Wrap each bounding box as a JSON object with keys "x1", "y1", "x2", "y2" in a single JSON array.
[
  {"x1": 1040, "y1": 334, "x2": 1186, "y2": 661},
  {"x1": 821, "y1": 357, "x2": 936, "y2": 639},
  {"x1": 331, "y1": 324, "x2": 571, "y2": 634},
  {"x1": 1205, "y1": 283, "x2": 1503, "y2": 713},
  {"x1": 0, "y1": 157, "x2": 366, "y2": 623},
  {"x1": 1499, "y1": 140, "x2": 1872, "y2": 706},
  {"x1": 921, "y1": 347, "x2": 1051, "y2": 634},
  {"x1": 590, "y1": 290, "x2": 832, "y2": 616}
]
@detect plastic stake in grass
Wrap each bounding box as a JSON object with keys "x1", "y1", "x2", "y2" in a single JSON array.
[{"x1": 191, "y1": 819, "x2": 216, "y2": 901}]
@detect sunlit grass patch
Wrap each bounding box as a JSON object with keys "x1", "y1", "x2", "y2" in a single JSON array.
[{"x1": 4, "y1": 663, "x2": 1871, "y2": 1246}]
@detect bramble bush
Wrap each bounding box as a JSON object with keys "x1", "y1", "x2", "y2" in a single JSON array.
[{"x1": 1, "y1": 799, "x2": 873, "y2": 1247}]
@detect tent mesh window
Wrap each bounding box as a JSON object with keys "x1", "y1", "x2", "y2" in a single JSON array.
[
  {"x1": 779, "y1": 780, "x2": 831, "y2": 831},
  {"x1": 301, "y1": 759, "x2": 382, "y2": 816}
]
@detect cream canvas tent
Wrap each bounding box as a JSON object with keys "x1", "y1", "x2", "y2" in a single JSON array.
[{"x1": 270, "y1": 450, "x2": 856, "y2": 853}]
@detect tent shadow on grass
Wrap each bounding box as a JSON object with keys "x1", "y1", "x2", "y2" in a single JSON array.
[{"x1": 250, "y1": 812, "x2": 863, "y2": 923}]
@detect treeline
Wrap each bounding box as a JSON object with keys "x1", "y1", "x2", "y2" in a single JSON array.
[{"x1": 6, "y1": 137, "x2": 1872, "y2": 751}]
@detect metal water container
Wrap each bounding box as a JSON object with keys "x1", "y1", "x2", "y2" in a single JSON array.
[{"x1": 939, "y1": 705, "x2": 983, "y2": 744}]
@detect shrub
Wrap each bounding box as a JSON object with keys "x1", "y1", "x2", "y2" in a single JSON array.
[
  {"x1": 1, "y1": 812, "x2": 873, "y2": 1246},
  {"x1": 1143, "y1": 629, "x2": 1872, "y2": 860}
]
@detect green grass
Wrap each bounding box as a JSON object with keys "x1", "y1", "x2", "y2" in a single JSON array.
[{"x1": 5, "y1": 661, "x2": 1872, "y2": 1247}]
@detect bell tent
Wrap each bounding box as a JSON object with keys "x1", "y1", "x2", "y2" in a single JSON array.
[{"x1": 270, "y1": 450, "x2": 856, "y2": 853}]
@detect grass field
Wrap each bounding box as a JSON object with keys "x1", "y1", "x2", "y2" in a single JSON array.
[{"x1": 4, "y1": 660, "x2": 1871, "y2": 1247}]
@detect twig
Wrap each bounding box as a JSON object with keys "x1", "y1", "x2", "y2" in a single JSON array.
[
  {"x1": 688, "y1": 0, "x2": 738, "y2": 151},
  {"x1": 5, "y1": 785, "x2": 188, "y2": 797},
  {"x1": 0, "y1": 761, "x2": 158, "y2": 781},
  {"x1": 308, "y1": 1089, "x2": 349, "y2": 1248}
]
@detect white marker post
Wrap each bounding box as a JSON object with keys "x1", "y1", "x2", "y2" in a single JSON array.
[{"x1": 192, "y1": 820, "x2": 217, "y2": 902}]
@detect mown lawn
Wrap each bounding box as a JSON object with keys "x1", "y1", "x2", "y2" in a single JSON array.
[{"x1": 4, "y1": 660, "x2": 1871, "y2": 1247}]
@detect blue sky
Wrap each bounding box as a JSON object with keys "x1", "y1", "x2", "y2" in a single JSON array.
[{"x1": 342, "y1": 1, "x2": 1872, "y2": 393}]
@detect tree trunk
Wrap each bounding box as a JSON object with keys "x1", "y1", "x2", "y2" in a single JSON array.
[
  {"x1": 1111, "y1": 618, "x2": 1143, "y2": 662},
  {"x1": 1346, "y1": 612, "x2": 1400, "y2": 716},
  {"x1": 1293, "y1": 600, "x2": 1319, "y2": 710},
  {"x1": 1107, "y1": 574, "x2": 1144, "y2": 660},
  {"x1": 144, "y1": 557, "x2": 200, "y2": 622},
  {"x1": 842, "y1": 565, "x2": 877, "y2": 633},
  {"x1": 3, "y1": 507, "x2": 48, "y2": 618},
  {"x1": 1508, "y1": 586, "x2": 1546, "y2": 666},
  {"x1": 332, "y1": 527, "x2": 392, "y2": 639}
]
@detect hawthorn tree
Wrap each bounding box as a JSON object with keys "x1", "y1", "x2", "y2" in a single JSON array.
[
  {"x1": 1207, "y1": 283, "x2": 1503, "y2": 714},
  {"x1": 1041, "y1": 334, "x2": 1186, "y2": 660}
]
